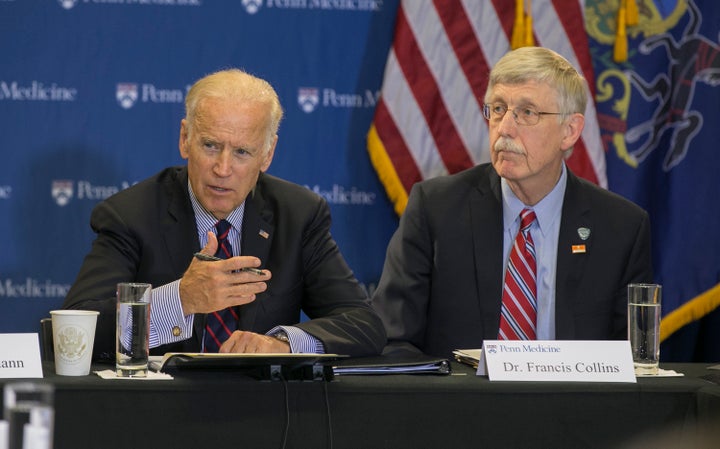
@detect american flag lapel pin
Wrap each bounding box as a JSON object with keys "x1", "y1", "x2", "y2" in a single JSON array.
[{"x1": 259, "y1": 229, "x2": 269, "y2": 239}]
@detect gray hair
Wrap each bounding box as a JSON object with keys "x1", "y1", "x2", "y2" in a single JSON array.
[
  {"x1": 185, "y1": 69, "x2": 284, "y2": 153},
  {"x1": 484, "y1": 47, "x2": 587, "y2": 117}
]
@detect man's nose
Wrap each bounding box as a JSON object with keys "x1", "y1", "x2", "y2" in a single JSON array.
[
  {"x1": 214, "y1": 150, "x2": 233, "y2": 175},
  {"x1": 496, "y1": 109, "x2": 518, "y2": 136}
]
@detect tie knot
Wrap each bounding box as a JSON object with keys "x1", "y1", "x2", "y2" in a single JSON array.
[
  {"x1": 519, "y1": 209, "x2": 536, "y2": 231},
  {"x1": 215, "y1": 219, "x2": 232, "y2": 239}
]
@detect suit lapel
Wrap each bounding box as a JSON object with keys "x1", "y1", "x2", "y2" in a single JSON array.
[
  {"x1": 159, "y1": 167, "x2": 206, "y2": 347},
  {"x1": 470, "y1": 167, "x2": 505, "y2": 337},
  {"x1": 555, "y1": 171, "x2": 593, "y2": 339},
  {"x1": 161, "y1": 168, "x2": 199, "y2": 276},
  {"x1": 237, "y1": 177, "x2": 274, "y2": 331}
]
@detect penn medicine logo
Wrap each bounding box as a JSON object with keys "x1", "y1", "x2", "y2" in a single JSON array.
[
  {"x1": 58, "y1": 0, "x2": 201, "y2": 10},
  {"x1": 116, "y1": 82, "x2": 186, "y2": 109},
  {"x1": 298, "y1": 88, "x2": 320, "y2": 113},
  {"x1": 52, "y1": 180, "x2": 74, "y2": 207},
  {"x1": 0, "y1": 81, "x2": 77, "y2": 102},
  {"x1": 242, "y1": 0, "x2": 383, "y2": 12},
  {"x1": 298, "y1": 87, "x2": 380, "y2": 113},
  {"x1": 242, "y1": 0, "x2": 263, "y2": 14},
  {"x1": 58, "y1": 0, "x2": 77, "y2": 9},
  {"x1": 51, "y1": 179, "x2": 137, "y2": 206},
  {"x1": 116, "y1": 83, "x2": 139, "y2": 109}
]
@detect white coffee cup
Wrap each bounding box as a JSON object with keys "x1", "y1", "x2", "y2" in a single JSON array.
[{"x1": 49, "y1": 310, "x2": 99, "y2": 376}]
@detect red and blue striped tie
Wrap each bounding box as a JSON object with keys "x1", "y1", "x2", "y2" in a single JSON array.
[
  {"x1": 203, "y1": 219, "x2": 239, "y2": 352},
  {"x1": 499, "y1": 209, "x2": 538, "y2": 340}
]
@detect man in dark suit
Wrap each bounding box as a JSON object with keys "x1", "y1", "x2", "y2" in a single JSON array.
[
  {"x1": 63, "y1": 69, "x2": 385, "y2": 359},
  {"x1": 372, "y1": 47, "x2": 653, "y2": 358}
]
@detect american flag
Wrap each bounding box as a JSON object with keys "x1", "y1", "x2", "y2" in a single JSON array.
[{"x1": 368, "y1": 0, "x2": 605, "y2": 215}]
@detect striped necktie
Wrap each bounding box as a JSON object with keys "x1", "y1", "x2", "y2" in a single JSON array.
[
  {"x1": 203, "y1": 219, "x2": 239, "y2": 352},
  {"x1": 499, "y1": 209, "x2": 538, "y2": 340}
]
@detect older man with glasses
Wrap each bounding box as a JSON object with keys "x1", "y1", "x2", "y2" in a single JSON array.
[{"x1": 372, "y1": 46, "x2": 654, "y2": 358}]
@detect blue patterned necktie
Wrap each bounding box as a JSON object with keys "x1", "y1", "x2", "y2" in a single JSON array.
[
  {"x1": 498, "y1": 209, "x2": 538, "y2": 340},
  {"x1": 203, "y1": 219, "x2": 239, "y2": 352}
]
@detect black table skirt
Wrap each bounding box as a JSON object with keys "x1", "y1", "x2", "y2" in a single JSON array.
[{"x1": 2, "y1": 361, "x2": 719, "y2": 449}]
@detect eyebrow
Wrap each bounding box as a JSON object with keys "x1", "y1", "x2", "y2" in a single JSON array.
[{"x1": 491, "y1": 96, "x2": 539, "y2": 108}]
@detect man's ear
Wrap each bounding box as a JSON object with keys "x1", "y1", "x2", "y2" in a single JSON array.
[
  {"x1": 179, "y1": 119, "x2": 190, "y2": 160},
  {"x1": 560, "y1": 113, "x2": 585, "y2": 151}
]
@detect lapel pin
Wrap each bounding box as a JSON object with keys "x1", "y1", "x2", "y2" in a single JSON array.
[
  {"x1": 259, "y1": 229, "x2": 269, "y2": 239},
  {"x1": 572, "y1": 245, "x2": 586, "y2": 254},
  {"x1": 577, "y1": 227, "x2": 591, "y2": 241}
]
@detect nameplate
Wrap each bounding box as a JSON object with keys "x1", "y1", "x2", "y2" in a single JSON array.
[
  {"x1": 0, "y1": 334, "x2": 44, "y2": 378},
  {"x1": 477, "y1": 340, "x2": 636, "y2": 383}
]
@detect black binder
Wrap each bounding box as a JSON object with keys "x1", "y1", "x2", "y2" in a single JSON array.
[{"x1": 152, "y1": 353, "x2": 347, "y2": 381}]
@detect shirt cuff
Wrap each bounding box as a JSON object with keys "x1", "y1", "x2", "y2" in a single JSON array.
[
  {"x1": 267, "y1": 325, "x2": 325, "y2": 354},
  {"x1": 149, "y1": 280, "x2": 194, "y2": 348}
]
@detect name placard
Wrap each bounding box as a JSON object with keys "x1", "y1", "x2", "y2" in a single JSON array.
[
  {"x1": 0, "y1": 334, "x2": 44, "y2": 378},
  {"x1": 477, "y1": 340, "x2": 636, "y2": 383}
]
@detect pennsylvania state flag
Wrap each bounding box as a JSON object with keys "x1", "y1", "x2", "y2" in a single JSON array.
[
  {"x1": 588, "y1": 0, "x2": 720, "y2": 361},
  {"x1": 370, "y1": 0, "x2": 719, "y2": 361}
]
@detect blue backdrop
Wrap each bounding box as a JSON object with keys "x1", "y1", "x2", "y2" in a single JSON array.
[
  {"x1": 0, "y1": 0, "x2": 400, "y2": 332},
  {"x1": 3, "y1": 1, "x2": 719, "y2": 362}
]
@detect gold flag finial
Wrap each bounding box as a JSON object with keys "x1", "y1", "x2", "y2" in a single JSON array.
[
  {"x1": 524, "y1": 0, "x2": 534, "y2": 47},
  {"x1": 511, "y1": 0, "x2": 525, "y2": 49},
  {"x1": 626, "y1": 0, "x2": 639, "y2": 26},
  {"x1": 512, "y1": 0, "x2": 534, "y2": 49},
  {"x1": 613, "y1": 0, "x2": 629, "y2": 62}
]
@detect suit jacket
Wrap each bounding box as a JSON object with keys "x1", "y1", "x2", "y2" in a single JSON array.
[
  {"x1": 63, "y1": 167, "x2": 386, "y2": 359},
  {"x1": 372, "y1": 163, "x2": 653, "y2": 358}
]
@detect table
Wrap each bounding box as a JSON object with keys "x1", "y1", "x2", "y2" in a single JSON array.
[{"x1": 2, "y1": 361, "x2": 720, "y2": 449}]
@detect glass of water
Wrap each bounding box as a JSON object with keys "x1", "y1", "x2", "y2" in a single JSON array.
[
  {"x1": 627, "y1": 283, "x2": 662, "y2": 375},
  {"x1": 3, "y1": 382, "x2": 54, "y2": 449},
  {"x1": 116, "y1": 282, "x2": 152, "y2": 377}
]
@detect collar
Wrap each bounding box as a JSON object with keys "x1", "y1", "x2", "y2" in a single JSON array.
[
  {"x1": 501, "y1": 163, "x2": 567, "y2": 236},
  {"x1": 187, "y1": 179, "x2": 245, "y2": 234}
]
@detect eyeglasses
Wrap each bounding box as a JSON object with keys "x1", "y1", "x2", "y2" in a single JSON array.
[{"x1": 482, "y1": 103, "x2": 564, "y2": 126}]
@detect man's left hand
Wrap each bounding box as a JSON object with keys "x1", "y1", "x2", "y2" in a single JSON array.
[{"x1": 218, "y1": 331, "x2": 291, "y2": 353}]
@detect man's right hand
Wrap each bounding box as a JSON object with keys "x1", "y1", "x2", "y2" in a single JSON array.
[{"x1": 178, "y1": 231, "x2": 271, "y2": 315}]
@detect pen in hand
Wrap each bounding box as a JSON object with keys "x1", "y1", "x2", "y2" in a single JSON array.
[{"x1": 193, "y1": 252, "x2": 266, "y2": 276}]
